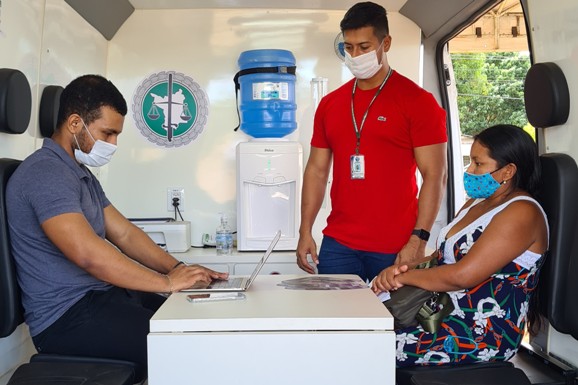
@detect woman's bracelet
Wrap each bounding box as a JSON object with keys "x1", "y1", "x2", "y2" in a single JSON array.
[{"x1": 172, "y1": 261, "x2": 185, "y2": 270}]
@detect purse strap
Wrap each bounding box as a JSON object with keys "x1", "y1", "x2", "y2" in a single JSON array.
[
  {"x1": 402, "y1": 251, "x2": 453, "y2": 334},
  {"x1": 416, "y1": 292, "x2": 454, "y2": 333}
]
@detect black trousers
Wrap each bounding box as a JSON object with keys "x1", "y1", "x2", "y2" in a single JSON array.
[{"x1": 33, "y1": 287, "x2": 166, "y2": 381}]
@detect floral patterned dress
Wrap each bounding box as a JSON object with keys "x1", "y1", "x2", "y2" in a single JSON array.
[{"x1": 395, "y1": 196, "x2": 547, "y2": 367}]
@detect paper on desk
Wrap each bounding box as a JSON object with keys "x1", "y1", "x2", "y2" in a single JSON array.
[{"x1": 277, "y1": 276, "x2": 367, "y2": 290}]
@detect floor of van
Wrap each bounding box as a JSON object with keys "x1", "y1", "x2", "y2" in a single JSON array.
[{"x1": 511, "y1": 345, "x2": 576, "y2": 385}]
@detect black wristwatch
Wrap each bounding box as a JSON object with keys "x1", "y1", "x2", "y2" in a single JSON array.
[{"x1": 412, "y1": 228, "x2": 430, "y2": 241}]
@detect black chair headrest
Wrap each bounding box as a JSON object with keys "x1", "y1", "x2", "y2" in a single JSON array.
[
  {"x1": 39, "y1": 85, "x2": 64, "y2": 138},
  {"x1": 524, "y1": 62, "x2": 570, "y2": 128},
  {"x1": 0, "y1": 69, "x2": 32, "y2": 134}
]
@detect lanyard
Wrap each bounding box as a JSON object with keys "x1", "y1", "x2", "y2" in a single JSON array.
[{"x1": 350, "y1": 67, "x2": 393, "y2": 154}]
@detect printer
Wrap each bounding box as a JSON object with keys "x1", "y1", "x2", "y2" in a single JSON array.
[{"x1": 132, "y1": 219, "x2": 191, "y2": 252}]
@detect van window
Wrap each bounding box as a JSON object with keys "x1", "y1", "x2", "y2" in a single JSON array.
[{"x1": 448, "y1": 0, "x2": 531, "y2": 169}]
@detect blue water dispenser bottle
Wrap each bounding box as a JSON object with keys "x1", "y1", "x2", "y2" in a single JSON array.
[{"x1": 234, "y1": 49, "x2": 297, "y2": 138}]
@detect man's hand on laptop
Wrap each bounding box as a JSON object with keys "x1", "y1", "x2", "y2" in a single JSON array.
[{"x1": 169, "y1": 264, "x2": 229, "y2": 292}]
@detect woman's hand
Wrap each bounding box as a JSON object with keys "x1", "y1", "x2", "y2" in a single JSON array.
[{"x1": 371, "y1": 264, "x2": 409, "y2": 293}]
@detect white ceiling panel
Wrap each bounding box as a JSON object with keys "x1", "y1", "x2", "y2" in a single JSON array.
[{"x1": 127, "y1": 0, "x2": 408, "y2": 11}]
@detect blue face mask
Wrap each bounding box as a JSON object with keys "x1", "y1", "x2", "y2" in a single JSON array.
[{"x1": 463, "y1": 169, "x2": 502, "y2": 199}]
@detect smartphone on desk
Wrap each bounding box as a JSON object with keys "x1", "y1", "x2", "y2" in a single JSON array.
[{"x1": 187, "y1": 292, "x2": 246, "y2": 303}]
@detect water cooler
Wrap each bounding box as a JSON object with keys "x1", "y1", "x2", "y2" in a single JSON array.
[
  {"x1": 236, "y1": 141, "x2": 302, "y2": 250},
  {"x1": 235, "y1": 49, "x2": 302, "y2": 250}
]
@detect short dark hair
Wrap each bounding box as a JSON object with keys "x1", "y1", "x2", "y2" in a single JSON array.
[
  {"x1": 474, "y1": 124, "x2": 541, "y2": 197},
  {"x1": 56, "y1": 74, "x2": 127, "y2": 129},
  {"x1": 340, "y1": 2, "x2": 389, "y2": 40}
]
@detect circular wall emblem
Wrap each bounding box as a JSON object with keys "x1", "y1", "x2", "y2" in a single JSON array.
[
  {"x1": 132, "y1": 71, "x2": 209, "y2": 147},
  {"x1": 334, "y1": 32, "x2": 345, "y2": 61}
]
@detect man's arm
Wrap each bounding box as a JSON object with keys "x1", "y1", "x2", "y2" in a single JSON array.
[
  {"x1": 103, "y1": 204, "x2": 228, "y2": 291},
  {"x1": 103, "y1": 205, "x2": 178, "y2": 273},
  {"x1": 296, "y1": 146, "x2": 332, "y2": 273},
  {"x1": 41, "y1": 209, "x2": 227, "y2": 293},
  {"x1": 396, "y1": 142, "x2": 447, "y2": 265}
]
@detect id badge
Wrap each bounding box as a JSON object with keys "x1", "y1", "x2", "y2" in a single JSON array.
[{"x1": 350, "y1": 154, "x2": 365, "y2": 179}]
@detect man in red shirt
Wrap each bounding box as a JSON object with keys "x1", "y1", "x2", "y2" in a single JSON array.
[{"x1": 296, "y1": 1, "x2": 447, "y2": 282}]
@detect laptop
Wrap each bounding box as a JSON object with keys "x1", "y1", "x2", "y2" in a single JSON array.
[{"x1": 182, "y1": 230, "x2": 281, "y2": 292}]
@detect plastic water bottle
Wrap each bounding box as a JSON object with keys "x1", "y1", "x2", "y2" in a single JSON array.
[{"x1": 216, "y1": 213, "x2": 233, "y2": 255}]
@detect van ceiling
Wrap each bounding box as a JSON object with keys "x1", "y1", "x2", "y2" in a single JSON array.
[
  {"x1": 65, "y1": 0, "x2": 498, "y2": 42},
  {"x1": 127, "y1": 0, "x2": 408, "y2": 11}
]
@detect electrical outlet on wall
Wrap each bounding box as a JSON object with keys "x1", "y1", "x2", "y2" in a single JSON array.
[
  {"x1": 202, "y1": 233, "x2": 216, "y2": 247},
  {"x1": 167, "y1": 188, "x2": 185, "y2": 211}
]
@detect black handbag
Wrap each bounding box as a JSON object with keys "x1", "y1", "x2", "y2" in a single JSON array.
[{"x1": 383, "y1": 257, "x2": 454, "y2": 333}]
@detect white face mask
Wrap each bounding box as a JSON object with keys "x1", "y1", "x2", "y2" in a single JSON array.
[
  {"x1": 73, "y1": 121, "x2": 117, "y2": 167},
  {"x1": 344, "y1": 40, "x2": 385, "y2": 80}
]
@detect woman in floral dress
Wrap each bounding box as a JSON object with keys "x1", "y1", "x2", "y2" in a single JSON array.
[{"x1": 372, "y1": 124, "x2": 548, "y2": 366}]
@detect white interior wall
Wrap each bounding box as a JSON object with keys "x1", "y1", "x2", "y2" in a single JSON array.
[
  {"x1": 0, "y1": 0, "x2": 42, "y2": 160},
  {"x1": 526, "y1": 0, "x2": 578, "y2": 367},
  {"x1": 105, "y1": 8, "x2": 422, "y2": 245},
  {"x1": 0, "y1": 0, "x2": 107, "y2": 381},
  {"x1": 528, "y1": 0, "x2": 578, "y2": 159}
]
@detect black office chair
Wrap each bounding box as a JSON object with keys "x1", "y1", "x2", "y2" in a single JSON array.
[{"x1": 0, "y1": 158, "x2": 137, "y2": 385}]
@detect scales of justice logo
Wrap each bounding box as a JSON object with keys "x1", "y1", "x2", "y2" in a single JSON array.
[{"x1": 132, "y1": 71, "x2": 209, "y2": 147}]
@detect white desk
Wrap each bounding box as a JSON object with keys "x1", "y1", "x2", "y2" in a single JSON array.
[{"x1": 148, "y1": 275, "x2": 395, "y2": 385}]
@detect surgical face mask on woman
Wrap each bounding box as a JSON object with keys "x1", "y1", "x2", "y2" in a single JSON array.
[
  {"x1": 73, "y1": 121, "x2": 117, "y2": 167},
  {"x1": 344, "y1": 40, "x2": 384, "y2": 80},
  {"x1": 463, "y1": 168, "x2": 505, "y2": 199}
]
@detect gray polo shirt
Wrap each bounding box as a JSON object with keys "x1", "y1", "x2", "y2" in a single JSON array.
[{"x1": 7, "y1": 138, "x2": 112, "y2": 336}]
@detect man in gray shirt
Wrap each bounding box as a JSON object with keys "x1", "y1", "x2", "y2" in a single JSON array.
[{"x1": 6, "y1": 74, "x2": 228, "y2": 381}]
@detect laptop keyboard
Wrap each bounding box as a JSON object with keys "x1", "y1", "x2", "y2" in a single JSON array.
[{"x1": 209, "y1": 277, "x2": 244, "y2": 289}]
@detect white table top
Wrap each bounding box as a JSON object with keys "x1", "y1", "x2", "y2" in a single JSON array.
[{"x1": 150, "y1": 274, "x2": 394, "y2": 332}]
